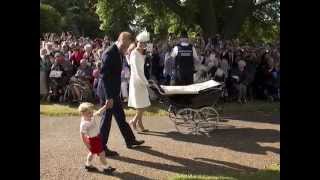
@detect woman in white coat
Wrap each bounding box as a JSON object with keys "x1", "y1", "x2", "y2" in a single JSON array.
[{"x1": 128, "y1": 31, "x2": 151, "y2": 132}]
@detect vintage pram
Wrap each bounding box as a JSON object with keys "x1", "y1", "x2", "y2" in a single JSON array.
[{"x1": 149, "y1": 80, "x2": 225, "y2": 135}]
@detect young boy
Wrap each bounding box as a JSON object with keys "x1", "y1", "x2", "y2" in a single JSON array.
[{"x1": 79, "y1": 102, "x2": 116, "y2": 174}]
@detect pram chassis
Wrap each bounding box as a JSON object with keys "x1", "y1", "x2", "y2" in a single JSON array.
[{"x1": 149, "y1": 80, "x2": 224, "y2": 135}]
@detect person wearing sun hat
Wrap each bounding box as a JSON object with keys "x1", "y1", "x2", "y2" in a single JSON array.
[{"x1": 128, "y1": 30, "x2": 151, "y2": 132}]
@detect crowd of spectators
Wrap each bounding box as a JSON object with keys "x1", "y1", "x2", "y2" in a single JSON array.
[{"x1": 40, "y1": 32, "x2": 280, "y2": 104}]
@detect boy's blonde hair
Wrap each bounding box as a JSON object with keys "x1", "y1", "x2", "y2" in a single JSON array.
[{"x1": 78, "y1": 102, "x2": 95, "y2": 113}]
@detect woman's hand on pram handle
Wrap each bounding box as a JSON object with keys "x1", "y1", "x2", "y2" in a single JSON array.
[{"x1": 148, "y1": 80, "x2": 166, "y2": 95}]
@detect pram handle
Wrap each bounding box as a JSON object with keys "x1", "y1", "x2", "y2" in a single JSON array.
[{"x1": 148, "y1": 80, "x2": 166, "y2": 95}]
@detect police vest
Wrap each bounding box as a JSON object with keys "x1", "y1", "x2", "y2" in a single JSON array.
[{"x1": 175, "y1": 43, "x2": 194, "y2": 73}]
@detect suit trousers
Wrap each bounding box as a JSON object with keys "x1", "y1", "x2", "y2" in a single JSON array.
[{"x1": 99, "y1": 97, "x2": 136, "y2": 150}]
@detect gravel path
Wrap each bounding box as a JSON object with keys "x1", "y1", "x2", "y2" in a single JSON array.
[{"x1": 40, "y1": 113, "x2": 279, "y2": 180}]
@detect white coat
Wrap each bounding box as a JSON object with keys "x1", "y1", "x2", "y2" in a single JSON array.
[{"x1": 128, "y1": 49, "x2": 151, "y2": 108}]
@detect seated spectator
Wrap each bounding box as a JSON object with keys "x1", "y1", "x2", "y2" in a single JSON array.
[
  {"x1": 230, "y1": 60, "x2": 249, "y2": 104},
  {"x1": 92, "y1": 62, "x2": 102, "y2": 101},
  {"x1": 71, "y1": 59, "x2": 93, "y2": 102},
  {"x1": 49, "y1": 53, "x2": 69, "y2": 96},
  {"x1": 75, "y1": 59, "x2": 92, "y2": 85},
  {"x1": 83, "y1": 44, "x2": 95, "y2": 66}
]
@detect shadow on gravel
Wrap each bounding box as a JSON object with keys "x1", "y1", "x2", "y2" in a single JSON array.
[
  {"x1": 85, "y1": 168, "x2": 153, "y2": 179},
  {"x1": 140, "y1": 128, "x2": 280, "y2": 155},
  {"x1": 112, "y1": 147, "x2": 258, "y2": 177},
  {"x1": 222, "y1": 113, "x2": 280, "y2": 124}
]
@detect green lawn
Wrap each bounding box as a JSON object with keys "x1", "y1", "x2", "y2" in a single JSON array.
[
  {"x1": 170, "y1": 163, "x2": 280, "y2": 180},
  {"x1": 40, "y1": 100, "x2": 279, "y2": 117},
  {"x1": 40, "y1": 101, "x2": 168, "y2": 117}
]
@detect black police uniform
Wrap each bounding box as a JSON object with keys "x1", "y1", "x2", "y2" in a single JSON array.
[{"x1": 174, "y1": 43, "x2": 194, "y2": 85}]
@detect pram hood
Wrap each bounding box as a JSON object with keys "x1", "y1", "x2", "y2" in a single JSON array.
[{"x1": 159, "y1": 80, "x2": 221, "y2": 95}]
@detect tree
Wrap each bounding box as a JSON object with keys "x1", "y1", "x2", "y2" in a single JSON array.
[
  {"x1": 95, "y1": 0, "x2": 280, "y2": 41},
  {"x1": 96, "y1": 0, "x2": 136, "y2": 39},
  {"x1": 41, "y1": 0, "x2": 104, "y2": 38},
  {"x1": 40, "y1": 3, "x2": 62, "y2": 34}
]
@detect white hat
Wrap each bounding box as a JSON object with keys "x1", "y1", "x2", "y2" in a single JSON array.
[{"x1": 136, "y1": 30, "x2": 150, "y2": 42}]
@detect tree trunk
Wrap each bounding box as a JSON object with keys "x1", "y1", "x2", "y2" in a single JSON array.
[
  {"x1": 198, "y1": 0, "x2": 218, "y2": 39},
  {"x1": 222, "y1": 0, "x2": 254, "y2": 40}
]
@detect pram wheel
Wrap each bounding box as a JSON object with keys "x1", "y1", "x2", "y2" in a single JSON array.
[
  {"x1": 199, "y1": 107, "x2": 220, "y2": 131},
  {"x1": 173, "y1": 108, "x2": 200, "y2": 135}
]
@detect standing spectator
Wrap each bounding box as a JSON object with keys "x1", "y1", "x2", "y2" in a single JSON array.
[
  {"x1": 245, "y1": 53, "x2": 258, "y2": 100},
  {"x1": 121, "y1": 43, "x2": 136, "y2": 102},
  {"x1": 263, "y1": 57, "x2": 278, "y2": 101},
  {"x1": 61, "y1": 43, "x2": 70, "y2": 61},
  {"x1": 149, "y1": 46, "x2": 162, "y2": 82},
  {"x1": 171, "y1": 30, "x2": 199, "y2": 85},
  {"x1": 70, "y1": 43, "x2": 84, "y2": 70},
  {"x1": 46, "y1": 42, "x2": 54, "y2": 56},
  {"x1": 40, "y1": 49, "x2": 50, "y2": 100},
  {"x1": 205, "y1": 37, "x2": 215, "y2": 51},
  {"x1": 93, "y1": 62, "x2": 102, "y2": 101},
  {"x1": 163, "y1": 46, "x2": 174, "y2": 85}
]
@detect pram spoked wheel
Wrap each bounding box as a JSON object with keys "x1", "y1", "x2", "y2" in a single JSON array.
[
  {"x1": 169, "y1": 108, "x2": 200, "y2": 135},
  {"x1": 199, "y1": 107, "x2": 220, "y2": 131}
]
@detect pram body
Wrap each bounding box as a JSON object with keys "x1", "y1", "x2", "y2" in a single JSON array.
[{"x1": 149, "y1": 80, "x2": 225, "y2": 134}]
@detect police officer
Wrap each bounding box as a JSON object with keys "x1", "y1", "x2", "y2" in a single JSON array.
[{"x1": 171, "y1": 30, "x2": 199, "y2": 85}]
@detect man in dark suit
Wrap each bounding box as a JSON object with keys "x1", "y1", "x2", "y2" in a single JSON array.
[{"x1": 98, "y1": 32, "x2": 145, "y2": 156}]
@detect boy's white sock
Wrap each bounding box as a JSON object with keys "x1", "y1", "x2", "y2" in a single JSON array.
[
  {"x1": 86, "y1": 160, "x2": 92, "y2": 167},
  {"x1": 102, "y1": 164, "x2": 109, "y2": 169}
]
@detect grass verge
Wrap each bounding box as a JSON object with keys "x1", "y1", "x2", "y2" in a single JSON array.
[
  {"x1": 40, "y1": 100, "x2": 279, "y2": 117},
  {"x1": 169, "y1": 163, "x2": 280, "y2": 180},
  {"x1": 40, "y1": 101, "x2": 168, "y2": 117}
]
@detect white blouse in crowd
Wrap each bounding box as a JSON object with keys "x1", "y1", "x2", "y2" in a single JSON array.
[{"x1": 80, "y1": 115, "x2": 101, "y2": 138}]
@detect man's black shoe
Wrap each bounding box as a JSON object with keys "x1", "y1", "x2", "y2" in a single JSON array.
[
  {"x1": 105, "y1": 149, "x2": 119, "y2": 156},
  {"x1": 103, "y1": 166, "x2": 116, "y2": 175},
  {"x1": 127, "y1": 140, "x2": 145, "y2": 149}
]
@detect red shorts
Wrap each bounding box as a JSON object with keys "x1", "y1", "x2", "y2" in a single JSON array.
[{"x1": 87, "y1": 135, "x2": 103, "y2": 154}]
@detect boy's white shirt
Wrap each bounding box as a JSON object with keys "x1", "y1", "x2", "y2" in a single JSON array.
[{"x1": 80, "y1": 113, "x2": 101, "y2": 138}]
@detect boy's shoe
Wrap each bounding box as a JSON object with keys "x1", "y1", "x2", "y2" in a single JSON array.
[
  {"x1": 85, "y1": 165, "x2": 97, "y2": 172},
  {"x1": 103, "y1": 166, "x2": 116, "y2": 175}
]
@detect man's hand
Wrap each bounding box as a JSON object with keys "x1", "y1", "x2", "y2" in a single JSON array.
[{"x1": 105, "y1": 99, "x2": 114, "y2": 109}]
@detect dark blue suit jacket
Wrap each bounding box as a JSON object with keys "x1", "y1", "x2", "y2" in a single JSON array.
[{"x1": 97, "y1": 44, "x2": 123, "y2": 101}]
